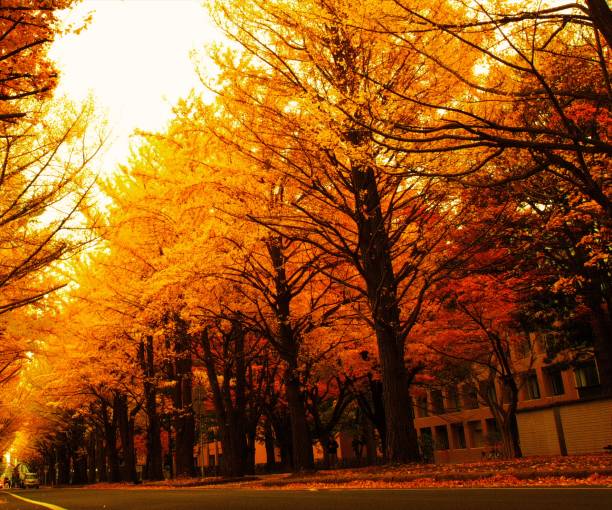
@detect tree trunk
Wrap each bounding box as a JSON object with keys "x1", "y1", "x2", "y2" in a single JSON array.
[
  {"x1": 586, "y1": 0, "x2": 612, "y2": 49},
  {"x1": 272, "y1": 413, "x2": 293, "y2": 470},
  {"x1": 173, "y1": 324, "x2": 195, "y2": 477},
  {"x1": 71, "y1": 451, "x2": 88, "y2": 485},
  {"x1": 264, "y1": 418, "x2": 277, "y2": 472},
  {"x1": 318, "y1": 432, "x2": 331, "y2": 469},
  {"x1": 48, "y1": 447, "x2": 58, "y2": 486},
  {"x1": 166, "y1": 424, "x2": 174, "y2": 479},
  {"x1": 145, "y1": 398, "x2": 163, "y2": 480},
  {"x1": 226, "y1": 323, "x2": 249, "y2": 477},
  {"x1": 351, "y1": 165, "x2": 420, "y2": 463},
  {"x1": 285, "y1": 366, "x2": 314, "y2": 471},
  {"x1": 142, "y1": 336, "x2": 163, "y2": 481},
  {"x1": 492, "y1": 378, "x2": 522, "y2": 459},
  {"x1": 199, "y1": 326, "x2": 249, "y2": 478},
  {"x1": 116, "y1": 393, "x2": 138, "y2": 483},
  {"x1": 57, "y1": 443, "x2": 70, "y2": 485},
  {"x1": 102, "y1": 402, "x2": 121, "y2": 482},
  {"x1": 87, "y1": 431, "x2": 97, "y2": 483},
  {"x1": 173, "y1": 393, "x2": 195, "y2": 476},
  {"x1": 245, "y1": 426, "x2": 257, "y2": 475},
  {"x1": 354, "y1": 375, "x2": 386, "y2": 461},
  {"x1": 97, "y1": 431, "x2": 107, "y2": 482},
  {"x1": 495, "y1": 409, "x2": 523, "y2": 459},
  {"x1": 363, "y1": 415, "x2": 378, "y2": 465},
  {"x1": 219, "y1": 412, "x2": 248, "y2": 477},
  {"x1": 378, "y1": 345, "x2": 417, "y2": 462},
  {"x1": 266, "y1": 237, "x2": 314, "y2": 471},
  {"x1": 508, "y1": 412, "x2": 522, "y2": 458},
  {"x1": 368, "y1": 378, "x2": 387, "y2": 460}
]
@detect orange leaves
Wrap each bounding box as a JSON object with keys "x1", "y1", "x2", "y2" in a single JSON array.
[
  {"x1": 564, "y1": 103, "x2": 612, "y2": 142},
  {"x1": 14, "y1": 0, "x2": 610, "y2": 471},
  {"x1": 0, "y1": 1, "x2": 78, "y2": 122},
  {"x1": 215, "y1": 453, "x2": 612, "y2": 489},
  {"x1": 0, "y1": 5, "x2": 101, "y2": 453},
  {"x1": 551, "y1": 276, "x2": 587, "y2": 295}
]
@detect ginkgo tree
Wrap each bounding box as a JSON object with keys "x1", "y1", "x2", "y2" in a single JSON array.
[
  {"x1": 206, "y1": 0, "x2": 515, "y2": 463},
  {"x1": 119, "y1": 97, "x2": 354, "y2": 473},
  {"x1": 0, "y1": 1, "x2": 103, "y2": 452},
  {"x1": 18, "y1": 0, "x2": 611, "y2": 478},
  {"x1": 341, "y1": 0, "x2": 611, "y2": 383},
  {"x1": 0, "y1": 0, "x2": 83, "y2": 123},
  {"x1": 0, "y1": 0, "x2": 98, "y2": 317}
]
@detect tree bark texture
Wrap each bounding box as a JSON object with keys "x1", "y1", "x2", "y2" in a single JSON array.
[
  {"x1": 267, "y1": 237, "x2": 315, "y2": 470},
  {"x1": 284, "y1": 368, "x2": 314, "y2": 470},
  {"x1": 141, "y1": 336, "x2": 164, "y2": 480},
  {"x1": 173, "y1": 324, "x2": 195, "y2": 477},
  {"x1": 351, "y1": 164, "x2": 420, "y2": 463}
]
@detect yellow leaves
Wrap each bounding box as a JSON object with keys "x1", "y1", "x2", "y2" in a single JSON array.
[
  {"x1": 314, "y1": 127, "x2": 340, "y2": 150},
  {"x1": 551, "y1": 276, "x2": 585, "y2": 295}
]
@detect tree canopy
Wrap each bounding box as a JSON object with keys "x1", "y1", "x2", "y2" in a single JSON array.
[{"x1": 2, "y1": 0, "x2": 610, "y2": 476}]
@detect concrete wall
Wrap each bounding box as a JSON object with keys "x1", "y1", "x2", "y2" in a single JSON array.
[
  {"x1": 517, "y1": 408, "x2": 562, "y2": 456},
  {"x1": 518, "y1": 399, "x2": 612, "y2": 456},
  {"x1": 560, "y1": 400, "x2": 612, "y2": 454}
]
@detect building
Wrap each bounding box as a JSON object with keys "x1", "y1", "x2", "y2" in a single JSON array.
[
  {"x1": 412, "y1": 333, "x2": 612, "y2": 463},
  {"x1": 190, "y1": 334, "x2": 612, "y2": 471}
]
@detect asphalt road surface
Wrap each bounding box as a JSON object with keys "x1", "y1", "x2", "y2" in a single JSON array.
[{"x1": 2, "y1": 487, "x2": 612, "y2": 510}]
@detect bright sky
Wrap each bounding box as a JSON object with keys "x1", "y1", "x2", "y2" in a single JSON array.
[{"x1": 49, "y1": 0, "x2": 222, "y2": 174}]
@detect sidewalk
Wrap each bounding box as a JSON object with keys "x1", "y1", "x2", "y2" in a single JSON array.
[{"x1": 87, "y1": 454, "x2": 612, "y2": 489}]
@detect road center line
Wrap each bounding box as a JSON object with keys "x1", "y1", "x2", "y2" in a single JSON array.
[{"x1": 8, "y1": 492, "x2": 68, "y2": 510}]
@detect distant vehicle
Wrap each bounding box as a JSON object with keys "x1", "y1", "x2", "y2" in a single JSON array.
[
  {"x1": 22, "y1": 472, "x2": 40, "y2": 489},
  {"x1": 11, "y1": 464, "x2": 40, "y2": 489}
]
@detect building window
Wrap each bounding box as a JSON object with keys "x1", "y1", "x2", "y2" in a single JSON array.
[
  {"x1": 467, "y1": 420, "x2": 484, "y2": 447},
  {"x1": 446, "y1": 386, "x2": 461, "y2": 412},
  {"x1": 434, "y1": 425, "x2": 449, "y2": 450},
  {"x1": 546, "y1": 367, "x2": 565, "y2": 396},
  {"x1": 523, "y1": 371, "x2": 541, "y2": 400},
  {"x1": 485, "y1": 418, "x2": 501, "y2": 446},
  {"x1": 416, "y1": 395, "x2": 428, "y2": 418},
  {"x1": 516, "y1": 335, "x2": 533, "y2": 358},
  {"x1": 419, "y1": 427, "x2": 434, "y2": 462},
  {"x1": 542, "y1": 333, "x2": 564, "y2": 359},
  {"x1": 574, "y1": 360, "x2": 601, "y2": 398},
  {"x1": 501, "y1": 380, "x2": 514, "y2": 404},
  {"x1": 575, "y1": 360, "x2": 600, "y2": 388},
  {"x1": 479, "y1": 380, "x2": 497, "y2": 406},
  {"x1": 462, "y1": 384, "x2": 479, "y2": 409},
  {"x1": 420, "y1": 427, "x2": 432, "y2": 442},
  {"x1": 451, "y1": 423, "x2": 466, "y2": 449},
  {"x1": 431, "y1": 389, "x2": 445, "y2": 415}
]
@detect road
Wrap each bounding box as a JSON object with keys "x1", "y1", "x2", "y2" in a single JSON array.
[{"x1": 1, "y1": 487, "x2": 611, "y2": 510}]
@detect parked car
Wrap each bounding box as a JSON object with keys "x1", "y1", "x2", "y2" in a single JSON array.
[{"x1": 22, "y1": 473, "x2": 39, "y2": 489}]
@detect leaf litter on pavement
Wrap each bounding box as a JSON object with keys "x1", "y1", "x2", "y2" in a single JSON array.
[{"x1": 85, "y1": 454, "x2": 612, "y2": 490}]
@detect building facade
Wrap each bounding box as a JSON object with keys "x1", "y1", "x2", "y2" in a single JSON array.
[{"x1": 412, "y1": 334, "x2": 612, "y2": 463}]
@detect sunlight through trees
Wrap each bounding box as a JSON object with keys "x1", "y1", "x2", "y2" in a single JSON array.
[{"x1": 0, "y1": 0, "x2": 609, "y2": 481}]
